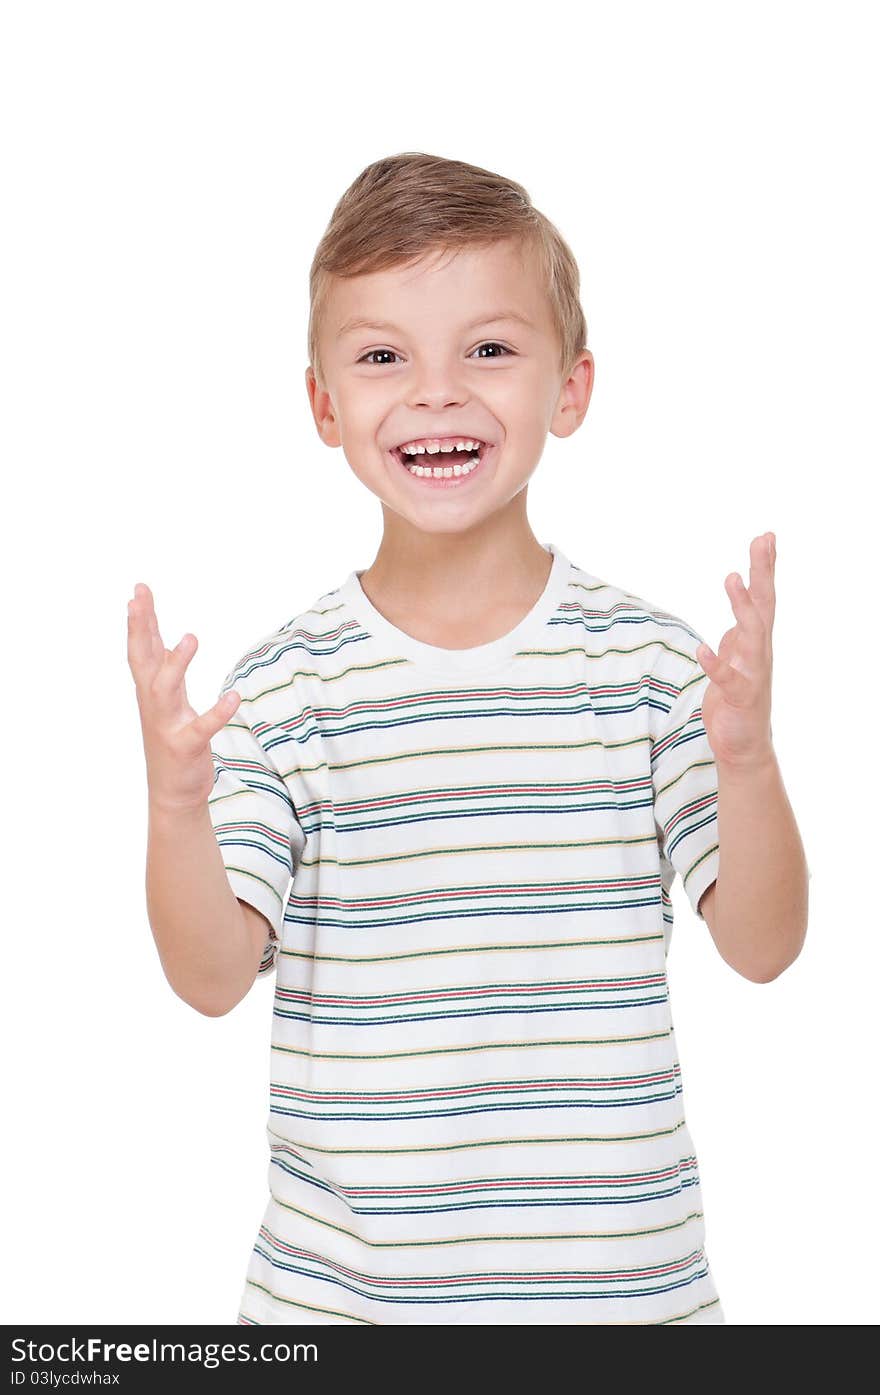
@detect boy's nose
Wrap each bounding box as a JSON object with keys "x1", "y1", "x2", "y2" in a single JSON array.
[{"x1": 409, "y1": 386, "x2": 469, "y2": 410}]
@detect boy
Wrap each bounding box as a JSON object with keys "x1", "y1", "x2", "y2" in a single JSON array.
[{"x1": 128, "y1": 152, "x2": 809, "y2": 1325}]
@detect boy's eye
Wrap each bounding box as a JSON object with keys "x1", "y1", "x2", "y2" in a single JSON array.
[
  {"x1": 358, "y1": 342, "x2": 513, "y2": 366},
  {"x1": 359, "y1": 348, "x2": 399, "y2": 366},
  {"x1": 472, "y1": 342, "x2": 511, "y2": 359}
]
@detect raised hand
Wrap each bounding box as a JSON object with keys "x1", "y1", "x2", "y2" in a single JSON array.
[
  {"x1": 126, "y1": 582, "x2": 241, "y2": 813},
  {"x1": 695, "y1": 532, "x2": 776, "y2": 772}
]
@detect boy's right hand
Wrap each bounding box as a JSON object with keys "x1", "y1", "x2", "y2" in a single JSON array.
[{"x1": 127, "y1": 582, "x2": 242, "y2": 814}]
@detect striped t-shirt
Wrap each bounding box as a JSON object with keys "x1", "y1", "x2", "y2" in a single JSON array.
[{"x1": 208, "y1": 540, "x2": 725, "y2": 1325}]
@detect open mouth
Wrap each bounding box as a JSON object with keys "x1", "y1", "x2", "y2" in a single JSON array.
[{"x1": 388, "y1": 438, "x2": 494, "y2": 488}]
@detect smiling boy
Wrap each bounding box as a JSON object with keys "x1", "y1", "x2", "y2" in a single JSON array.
[{"x1": 129, "y1": 152, "x2": 809, "y2": 1326}]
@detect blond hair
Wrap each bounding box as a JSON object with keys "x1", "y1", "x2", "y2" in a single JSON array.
[{"x1": 307, "y1": 152, "x2": 588, "y2": 385}]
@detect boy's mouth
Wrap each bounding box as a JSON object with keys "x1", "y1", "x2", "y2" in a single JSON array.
[{"x1": 387, "y1": 435, "x2": 493, "y2": 489}]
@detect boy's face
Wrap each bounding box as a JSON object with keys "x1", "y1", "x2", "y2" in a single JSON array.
[{"x1": 305, "y1": 238, "x2": 593, "y2": 534}]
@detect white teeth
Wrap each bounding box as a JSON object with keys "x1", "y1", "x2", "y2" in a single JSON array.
[
  {"x1": 399, "y1": 438, "x2": 482, "y2": 456},
  {"x1": 394, "y1": 438, "x2": 490, "y2": 479},
  {"x1": 407, "y1": 454, "x2": 480, "y2": 478}
]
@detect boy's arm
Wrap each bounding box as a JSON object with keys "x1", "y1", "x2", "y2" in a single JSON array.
[
  {"x1": 127, "y1": 580, "x2": 293, "y2": 1013},
  {"x1": 696, "y1": 751, "x2": 809, "y2": 983},
  {"x1": 146, "y1": 801, "x2": 265, "y2": 1016},
  {"x1": 693, "y1": 534, "x2": 809, "y2": 983}
]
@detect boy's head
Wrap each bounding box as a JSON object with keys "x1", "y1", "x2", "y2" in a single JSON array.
[{"x1": 305, "y1": 152, "x2": 594, "y2": 535}]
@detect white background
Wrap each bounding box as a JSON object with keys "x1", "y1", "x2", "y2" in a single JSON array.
[{"x1": 2, "y1": 0, "x2": 877, "y2": 1326}]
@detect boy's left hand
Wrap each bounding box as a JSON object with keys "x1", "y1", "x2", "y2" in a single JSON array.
[{"x1": 695, "y1": 532, "x2": 776, "y2": 772}]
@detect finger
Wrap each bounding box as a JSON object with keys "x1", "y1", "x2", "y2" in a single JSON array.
[
  {"x1": 141, "y1": 584, "x2": 168, "y2": 667},
  {"x1": 696, "y1": 641, "x2": 754, "y2": 705},
  {"x1": 129, "y1": 581, "x2": 167, "y2": 669},
  {"x1": 186, "y1": 687, "x2": 242, "y2": 749},
  {"x1": 152, "y1": 631, "x2": 200, "y2": 699},
  {"x1": 725, "y1": 571, "x2": 767, "y2": 656},
  {"x1": 715, "y1": 622, "x2": 740, "y2": 664},
  {"x1": 127, "y1": 584, "x2": 164, "y2": 684},
  {"x1": 747, "y1": 532, "x2": 776, "y2": 632}
]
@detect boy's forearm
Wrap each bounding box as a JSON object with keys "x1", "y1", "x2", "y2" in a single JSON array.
[
  {"x1": 710, "y1": 750, "x2": 809, "y2": 982},
  {"x1": 146, "y1": 801, "x2": 259, "y2": 1015}
]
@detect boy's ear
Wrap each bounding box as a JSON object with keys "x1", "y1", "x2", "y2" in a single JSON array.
[
  {"x1": 305, "y1": 365, "x2": 342, "y2": 448},
  {"x1": 550, "y1": 350, "x2": 595, "y2": 440}
]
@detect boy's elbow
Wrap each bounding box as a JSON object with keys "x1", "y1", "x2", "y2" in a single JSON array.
[
  {"x1": 736, "y1": 936, "x2": 807, "y2": 984},
  {"x1": 190, "y1": 984, "x2": 254, "y2": 1015},
  {"x1": 173, "y1": 984, "x2": 239, "y2": 1017},
  {"x1": 709, "y1": 902, "x2": 808, "y2": 984},
  {"x1": 193, "y1": 998, "x2": 235, "y2": 1017},
  {"x1": 741, "y1": 961, "x2": 784, "y2": 985}
]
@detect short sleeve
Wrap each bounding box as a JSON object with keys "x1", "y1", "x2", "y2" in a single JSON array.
[
  {"x1": 650, "y1": 625, "x2": 719, "y2": 922},
  {"x1": 208, "y1": 674, "x2": 306, "y2": 977}
]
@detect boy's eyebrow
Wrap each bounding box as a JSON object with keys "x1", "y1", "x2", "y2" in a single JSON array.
[{"x1": 336, "y1": 309, "x2": 535, "y2": 337}]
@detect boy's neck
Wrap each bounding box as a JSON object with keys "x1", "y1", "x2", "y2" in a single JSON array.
[{"x1": 357, "y1": 527, "x2": 553, "y2": 651}]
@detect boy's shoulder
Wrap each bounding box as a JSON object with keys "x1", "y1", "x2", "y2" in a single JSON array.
[
  {"x1": 566, "y1": 557, "x2": 708, "y2": 712},
  {"x1": 218, "y1": 576, "x2": 348, "y2": 697},
  {"x1": 570, "y1": 555, "x2": 705, "y2": 640}
]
